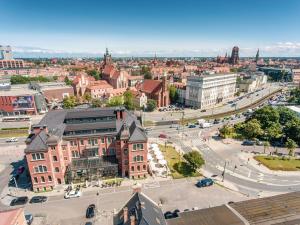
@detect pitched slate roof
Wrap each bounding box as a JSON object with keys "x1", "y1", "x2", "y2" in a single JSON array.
[{"x1": 114, "y1": 192, "x2": 166, "y2": 225}]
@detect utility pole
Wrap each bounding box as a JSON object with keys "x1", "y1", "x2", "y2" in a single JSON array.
[{"x1": 222, "y1": 161, "x2": 227, "y2": 182}]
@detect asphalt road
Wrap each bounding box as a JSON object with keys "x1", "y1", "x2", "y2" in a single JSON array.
[
  {"x1": 145, "y1": 84, "x2": 281, "y2": 122},
  {"x1": 147, "y1": 123, "x2": 300, "y2": 197}
]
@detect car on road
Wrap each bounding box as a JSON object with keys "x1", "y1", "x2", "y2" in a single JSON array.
[
  {"x1": 25, "y1": 214, "x2": 33, "y2": 225},
  {"x1": 85, "y1": 222, "x2": 93, "y2": 225},
  {"x1": 213, "y1": 119, "x2": 221, "y2": 124},
  {"x1": 196, "y1": 178, "x2": 214, "y2": 188},
  {"x1": 242, "y1": 140, "x2": 255, "y2": 146},
  {"x1": 158, "y1": 134, "x2": 167, "y2": 139},
  {"x1": 200, "y1": 109, "x2": 206, "y2": 112},
  {"x1": 10, "y1": 196, "x2": 28, "y2": 206},
  {"x1": 188, "y1": 124, "x2": 196, "y2": 128},
  {"x1": 64, "y1": 190, "x2": 82, "y2": 199},
  {"x1": 164, "y1": 211, "x2": 174, "y2": 219},
  {"x1": 86, "y1": 204, "x2": 96, "y2": 218},
  {"x1": 6, "y1": 137, "x2": 18, "y2": 143},
  {"x1": 29, "y1": 196, "x2": 47, "y2": 204}
]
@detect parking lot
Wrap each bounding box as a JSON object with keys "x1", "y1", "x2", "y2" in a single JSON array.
[{"x1": 21, "y1": 177, "x2": 247, "y2": 225}]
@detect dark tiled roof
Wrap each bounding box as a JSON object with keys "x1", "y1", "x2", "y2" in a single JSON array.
[
  {"x1": 114, "y1": 192, "x2": 166, "y2": 225},
  {"x1": 64, "y1": 121, "x2": 116, "y2": 132},
  {"x1": 65, "y1": 107, "x2": 117, "y2": 119},
  {"x1": 231, "y1": 191, "x2": 300, "y2": 225},
  {"x1": 167, "y1": 205, "x2": 244, "y2": 225}
]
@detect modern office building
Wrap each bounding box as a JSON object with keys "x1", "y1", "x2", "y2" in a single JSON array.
[
  {"x1": 0, "y1": 45, "x2": 24, "y2": 69},
  {"x1": 25, "y1": 107, "x2": 148, "y2": 192},
  {"x1": 185, "y1": 73, "x2": 237, "y2": 109},
  {"x1": 292, "y1": 69, "x2": 300, "y2": 86}
]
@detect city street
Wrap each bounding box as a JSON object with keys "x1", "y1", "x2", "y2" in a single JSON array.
[
  {"x1": 145, "y1": 83, "x2": 281, "y2": 122},
  {"x1": 147, "y1": 123, "x2": 300, "y2": 197}
]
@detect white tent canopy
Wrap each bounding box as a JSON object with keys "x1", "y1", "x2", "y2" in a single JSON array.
[{"x1": 158, "y1": 159, "x2": 167, "y2": 165}]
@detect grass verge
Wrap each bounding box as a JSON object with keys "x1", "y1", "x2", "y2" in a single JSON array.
[
  {"x1": 159, "y1": 144, "x2": 201, "y2": 179},
  {"x1": 254, "y1": 155, "x2": 300, "y2": 171}
]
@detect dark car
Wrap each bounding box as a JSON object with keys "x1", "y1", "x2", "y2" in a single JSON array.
[
  {"x1": 200, "y1": 109, "x2": 206, "y2": 112},
  {"x1": 29, "y1": 196, "x2": 47, "y2": 204},
  {"x1": 196, "y1": 178, "x2": 214, "y2": 188},
  {"x1": 188, "y1": 124, "x2": 196, "y2": 128},
  {"x1": 86, "y1": 204, "x2": 96, "y2": 218},
  {"x1": 85, "y1": 222, "x2": 93, "y2": 225},
  {"x1": 213, "y1": 119, "x2": 220, "y2": 124},
  {"x1": 10, "y1": 196, "x2": 28, "y2": 206},
  {"x1": 164, "y1": 211, "x2": 174, "y2": 219},
  {"x1": 242, "y1": 140, "x2": 255, "y2": 146},
  {"x1": 173, "y1": 209, "x2": 180, "y2": 217}
]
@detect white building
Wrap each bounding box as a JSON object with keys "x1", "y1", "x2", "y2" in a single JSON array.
[
  {"x1": 238, "y1": 72, "x2": 268, "y2": 93},
  {"x1": 185, "y1": 73, "x2": 237, "y2": 109}
]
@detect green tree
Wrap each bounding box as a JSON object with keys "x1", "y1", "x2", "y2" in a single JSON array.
[
  {"x1": 123, "y1": 91, "x2": 136, "y2": 110},
  {"x1": 107, "y1": 96, "x2": 123, "y2": 107},
  {"x1": 265, "y1": 122, "x2": 282, "y2": 140},
  {"x1": 169, "y1": 86, "x2": 179, "y2": 103},
  {"x1": 277, "y1": 106, "x2": 299, "y2": 125},
  {"x1": 253, "y1": 106, "x2": 280, "y2": 129},
  {"x1": 83, "y1": 93, "x2": 92, "y2": 103},
  {"x1": 286, "y1": 138, "x2": 297, "y2": 157},
  {"x1": 146, "y1": 99, "x2": 157, "y2": 112},
  {"x1": 91, "y1": 98, "x2": 104, "y2": 108},
  {"x1": 64, "y1": 76, "x2": 72, "y2": 86},
  {"x1": 141, "y1": 66, "x2": 152, "y2": 79},
  {"x1": 63, "y1": 96, "x2": 77, "y2": 109},
  {"x1": 284, "y1": 120, "x2": 300, "y2": 145},
  {"x1": 219, "y1": 125, "x2": 235, "y2": 138},
  {"x1": 242, "y1": 119, "x2": 263, "y2": 139},
  {"x1": 183, "y1": 151, "x2": 205, "y2": 172},
  {"x1": 87, "y1": 69, "x2": 101, "y2": 80}
]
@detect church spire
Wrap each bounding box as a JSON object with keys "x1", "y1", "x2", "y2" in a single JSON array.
[{"x1": 255, "y1": 48, "x2": 260, "y2": 63}]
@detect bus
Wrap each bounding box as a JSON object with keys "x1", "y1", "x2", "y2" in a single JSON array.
[{"x1": 2, "y1": 116, "x2": 31, "y2": 122}]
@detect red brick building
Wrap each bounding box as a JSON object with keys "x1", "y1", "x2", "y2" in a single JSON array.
[
  {"x1": 25, "y1": 107, "x2": 148, "y2": 192},
  {"x1": 136, "y1": 77, "x2": 169, "y2": 108}
]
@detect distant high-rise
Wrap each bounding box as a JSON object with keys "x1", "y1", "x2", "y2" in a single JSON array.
[
  {"x1": 0, "y1": 45, "x2": 13, "y2": 60},
  {"x1": 230, "y1": 46, "x2": 239, "y2": 65},
  {"x1": 255, "y1": 49, "x2": 260, "y2": 63}
]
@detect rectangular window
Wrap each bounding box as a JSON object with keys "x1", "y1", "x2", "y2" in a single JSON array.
[
  {"x1": 71, "y1": 151, "x2": 79, "y2": 158},
  {"x1": 55, "y1": 167, "x2": 59, "y2": 172},
  {"x1": 133, "y1": 144, "x2": 144, "y2": 151},
  {"x1": 53, "y1": 156, "x2": 58, "y2": 161},
  {"x1": 41, "y1": 176, "x2": 45, "y2": 183},
  {"x1": 34, "y1": 165, "x2": 47, "y2": 173},
  {"x1": 62, "y1": 146, "x2": 67, "y2": 151},
  {"x1": 102, "y1": 148, "x2": 106, "y2": 156},
  {"x1": 32, "y1": 153, "x2": 45, "y2": 161},
  {"x1": 101, "y1": 138, "x2": 105, "y2": 144},
  {"x1": 51, "y1": 146, "x2": 56, "y2": 150},
  {"x1": 80, "y1": 140, "x2": 84, "y2": 145},
  {"x1": 48, "y1": 176, "x2": 52, "y2": 182},
  {"x1": 33, "y1": 177, "x2": 38, "y2": 184}
]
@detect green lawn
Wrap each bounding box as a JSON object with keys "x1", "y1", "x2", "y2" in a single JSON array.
[
  {"x1": 159, "y1": 144, "x2": 201, "y2": 179},
  {"x1": 254, "y1": 155, "x2": 300, "y2": 171},
  {"x1": 0, "y1": 131, "x2": 28, "y2": 138}
]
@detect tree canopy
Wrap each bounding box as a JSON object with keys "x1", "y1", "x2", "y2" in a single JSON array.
[
  {"x1": 183, "y1": 151, "x2": 205, "y2": 172},
  {"x1": 169, "y1": 85, "x2": 179, "y2": 104},
  {"x1": 87, "y1": 69, "x2": 101, "y2": 80},
  {"x1": 10, "y1": 75, "x2": 52, "y2": 84},
  {"x1": 146, "y1": 99, "x2": 157, "y2": 112},
  {"x1": 123, "y1": 90, "x2": 137, "y2": 110},
  {"x1": 107, "y1": 96, "x2": 123, "y2": 107}
]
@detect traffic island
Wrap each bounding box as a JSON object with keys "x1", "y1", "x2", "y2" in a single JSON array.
[{"x1": 254, "y1": 155, "x2": 300, "y2": 171}]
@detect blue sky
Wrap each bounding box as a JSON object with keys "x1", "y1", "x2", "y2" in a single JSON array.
[{"x1": 1, "y1": 0, "x2": 300, "y2": 57}]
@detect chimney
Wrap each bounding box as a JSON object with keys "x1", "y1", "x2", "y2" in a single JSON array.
[
  {"x1": 132, "y1": 183, "x2": 142, "y2": 194},
  {"x1": 130, "y1": 215, "x2": 135, "y2": 225},
  {"x1": 123, "y1": 207, "x2": 128, "y2": 223}
]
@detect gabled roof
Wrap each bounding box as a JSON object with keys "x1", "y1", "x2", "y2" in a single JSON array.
[
  {"x1": 114, "y1": 192, "x2": 166, "y2": 225},
  {"x1": 138, "y1": 80, "x2": 162, "y2": 94}
]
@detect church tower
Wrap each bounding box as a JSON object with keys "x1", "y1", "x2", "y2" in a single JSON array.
[
  {"x1": 103, "y1": 48, "x2": 112, "y2": 66},
  {"x1": 255, "y1": 49, "x2": 260, "y2": 64}
]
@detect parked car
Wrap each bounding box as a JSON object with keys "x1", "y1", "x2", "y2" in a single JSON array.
[
  {"x1": 86, "y1": 204, "x2": 96, "y2": 218},
  {"x1": 85, "y1": 222, "x2": 93, "y2": 225},
  {"x1": 10, "y1": 196, "x2": 29, "y2": 206},
  {"x1": 200, "y1": 109, "x2": 206, "y2": 112},
  {"x1": 29, "y1": 196, "x2": 47, "y2": 204},
  {"x1": 173, "y1": 209, "x2": 180, "y2": 217},
  {"x1": 17, "y1": 166, "x2": 25, "y2": 174},
  {"x1": 196, "y1": 178, "x2": 214, "y2": 188},
  {"x1": 158, "y1": 134, "x2": 167, "y2": 139},
  {"x1": 242, "y1": 140, "x2": 255, "y2": 146},
  {"x1": 255, "y1": 140, "x2": 263, "y2": 146},
  {"x1": 25, "y1": 214, "x2": 33, "y2": 225},
  {"x1": 213, "y1": 119, "x2": 220, "y2": 124},
  {"x1": 164, "y1": 211, "x2": 174, "y2": 219},
  {"x1": 64, "y1": 190, "x2": 82, "y2": 199},
  {"x1": 188, "y1": 124, "x2": 196, "y2": 128},
  {"x1": 6, "y1": 137, "x2": 18, "y2": 143}
]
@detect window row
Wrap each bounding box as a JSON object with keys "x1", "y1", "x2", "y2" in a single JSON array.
[
  {"x1": 34, "y1": 165, "x2": 47, "y2": 173},
  {"x1": 133, "y1": 144, "x2": 144, "y2": 151},
  {"x1": 131, "y1": 164, "x2": 147, "y2": 171},
  {"x1": 133, "y1": 155, "x2": 144, "y2": 162},
  {"x1": 69, "y1": 137, "x2": 115, "y2": 146},
  {"x1": 33, "y1": 175, "x2": 52, "y2": 184},
  {"x1": 32, "y1": 153, "x2": 45, "y2": 161}
]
